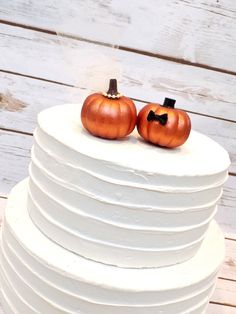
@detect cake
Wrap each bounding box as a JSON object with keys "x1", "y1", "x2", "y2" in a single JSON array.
[{"x1": 0, "y1": 104, "x2": 230, "y2": 313}]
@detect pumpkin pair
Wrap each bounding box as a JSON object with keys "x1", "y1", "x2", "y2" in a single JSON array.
[{"x1": 81, "y1": 79, "x2": 191, "y2": 148}]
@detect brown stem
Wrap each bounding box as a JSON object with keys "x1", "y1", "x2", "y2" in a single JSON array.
[
  {"x1": 163, "y1": 98, "x2": 176, "y2": 108},
  {"x1": 106, "y1": 79, "x2": 119, "y2": 96}
]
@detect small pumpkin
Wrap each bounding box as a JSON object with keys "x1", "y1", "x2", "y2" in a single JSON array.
[
  {"x1": 137, "y1": 98, "x2": 191, "y2": 148},
  {"x1": 81, "y1": 79, "x2": 137, "y2": 139}
]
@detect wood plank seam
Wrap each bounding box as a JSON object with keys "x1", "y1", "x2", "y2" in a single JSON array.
[
  {"x1": 218, "y1": 277, "x2": 236, "y2": 283},
  {"x1": 0, "y1": 69, "x2": 74, "y2": 88},
  {"x1": 0, "y1": 19, "x2": 56, "y2": 35},
  {"x1": 0, "y1": 70, "x2": 235, "y2": 124},
  {"x1": 1, "y1": 107, "x2": 236, "y2": 138},
  {"x1": 210, "y1": 301, "x2": 236, "y2": 308},
  {"x1": 181, "y1": 2, "x2": 235, "y2": 19},
  {"x1": 0, "y1": 127, "x2": 33, "y2": 137},
  {"x1": 0, "y1": 19, "x2": 235, "y2": 77},
  {"x1": 177, "y1": 110, "x2": 236, "y2": 124},
  {"x1": 1, "y1": 0, "x2": 236, "y2": 73},
  {"x1": 1, "y1": 23, "x2": 236, "y2": 120},
  {"x1": 225, "y1": 237, "x2": 236, "y2": 242}
]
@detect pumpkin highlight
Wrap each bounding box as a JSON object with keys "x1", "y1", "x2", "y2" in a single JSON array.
[
  {"x1": 137, "y1": 98, "x2": 191, "y2": 148},
  {"x1": 81, "y1": 79, "x2": 137, "y2": 139}
]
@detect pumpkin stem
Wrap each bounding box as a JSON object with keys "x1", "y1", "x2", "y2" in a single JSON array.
[
  {"x1": 103, "y1": 79, "x2": 122, "y2": 99},
  {"x1": 163, "y1": 98, "x2": 176, "y2": 108},
  {"x1": 107, "y1": 79, "x2": 118, "y2": 95}
]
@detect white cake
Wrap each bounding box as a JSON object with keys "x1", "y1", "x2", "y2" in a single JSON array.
[{"x1": 0, "y1": 104, "x2": 230, "y2": 313}]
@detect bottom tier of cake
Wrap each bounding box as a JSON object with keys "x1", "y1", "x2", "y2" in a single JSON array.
[{"x1": 0, "y1": 180, "x2": 224, "y2": 314}]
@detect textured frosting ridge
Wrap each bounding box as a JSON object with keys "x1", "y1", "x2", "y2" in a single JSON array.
[
  {"x1": 0, "y1": 180, "x2": 225, "y2": 313},
  {"x1": 27, "y1": 104, "x2": 229, "y2": 268}
]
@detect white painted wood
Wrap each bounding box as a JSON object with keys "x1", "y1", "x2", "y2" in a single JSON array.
[
  {"x1": 188, "y1": 113, "x2": 236, "y2": 174},
  {"x1": 216, "y1": 176, "x2": 236, "y2": 239},
  {"x1": 220, "y1": 239, "x2": 236, "y2": 280},
  {"x1": 207, "y1": 303, "x2": 236, "y2": 314},
  {"x1": 220, "y1": 238, "x2": 236, "y2": 280},
  {"x1": 0, "y1": 24, "x2": 236, "y2": 122},
  {"x1": 0, "y1": 0, "x2": 235, "y2": 72},
  {"x1": 0, "y1": 198, "x2": 6, "y2": 225},
  {"x1": 1, "y1": 71, "x2": 235, "y2": 132},
  {"x1": 212, "y1": 278, "x2": 236, "y2": 307},
  {"x1": 0, "y1": 73, "x2": 77, "y2": 133},
  {"x1": 0, "y1": 130, "x2": 32, "y2": 196}
]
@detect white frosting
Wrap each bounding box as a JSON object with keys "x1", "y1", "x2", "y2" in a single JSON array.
[
  {"x1": 26, "y1": 104, "x2": 229, "y2": 267},
  {"x1": 0, "y1": 180, "x2": 225, "y2": 314},
  {"x1": 36, "y1": 104, "x2": 230, "y2": 185}
]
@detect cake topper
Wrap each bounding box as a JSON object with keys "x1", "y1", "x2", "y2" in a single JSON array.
[
  {"x1": 81, "y1": 79, "x2": 137, "y2": 139},
  {"x1": 137, "y1": 98, "x2": 191, "y2": 148}
]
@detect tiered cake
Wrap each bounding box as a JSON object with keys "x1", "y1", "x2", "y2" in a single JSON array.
[{"x1": 0, "y1": 104, "x2": 230, "y2": 313}]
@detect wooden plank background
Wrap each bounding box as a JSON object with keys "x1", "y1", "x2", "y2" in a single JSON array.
[
  {"x1": 1, "y1": 0, "x2": 236, "y2": 73},
  {"x1": 0, "y1": 1, "x2": 235, "y2": 313}
]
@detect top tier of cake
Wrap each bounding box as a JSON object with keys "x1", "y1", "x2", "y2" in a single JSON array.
[{"x1": 28, "y1": 104, "x2": 230, "y2": 268}]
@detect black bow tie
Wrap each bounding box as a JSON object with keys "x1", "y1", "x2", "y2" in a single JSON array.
[{"x1": 147, "y1": 110, "x2": 168, "y2": 126}]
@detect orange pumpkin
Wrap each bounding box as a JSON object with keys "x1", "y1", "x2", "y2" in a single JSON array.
[
  {"x1": 137, "y1": 98, "x2": 191, "y2": 148},
  {"x1": 81, "y1": 79, "x2": 137, "y2": 139}
]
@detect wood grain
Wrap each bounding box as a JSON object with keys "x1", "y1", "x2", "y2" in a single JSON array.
[
  {"x1": 0, "y1": 305, "x2": 5, "y2": 314},
  {"x1": 0, "y1": 130, "x2": 32, "y2": 196},
  {"x1": 0, "y1": 24, "x2": 236, "y2": 123},
  {"x1": 189, "y1": 114, "x2": 236, "y2": 173},
  {"x1": 0, "y1": 198, "x2": 7, "y2": 225},
  {"x1": 219, "y1": 239, "x2": 236, "y2": 281},
  {"x1": 0, "y1": 72, "x2": 76, "y2": 133},
  {"x1": 216, "y1": 176, "x2": 236, "y2": 239},
  {"x1": 208, "y1": 302, "x2": 236, "y2": 314},
  {"x1": 212, "y1": 277, "x2": 236, "y2": 307},
  {"x1": 0, "y1": 0, "x2": 235, "y2": 72}
]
